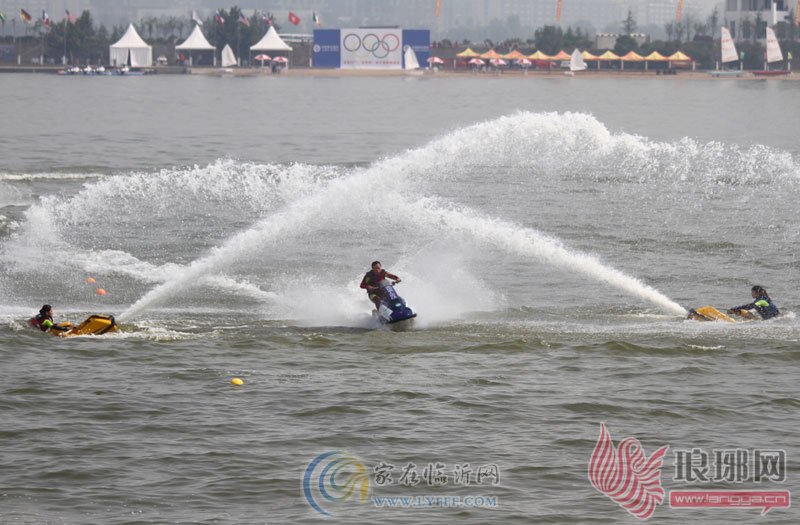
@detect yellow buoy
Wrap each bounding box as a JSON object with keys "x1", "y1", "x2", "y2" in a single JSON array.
[{"x1": 231, "y1": 377, "x2": 244, "y2": 386}]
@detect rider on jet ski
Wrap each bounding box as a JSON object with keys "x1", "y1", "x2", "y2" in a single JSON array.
[
  {"x1": 28, "y1": 304, "x2": 70, "y2": 333},
  {"x1": 728, "y1": 285, "x2": 780, "y2": 320},
  {"x1": 360, "y1": 261, "x2": 401, "y2": 310}
]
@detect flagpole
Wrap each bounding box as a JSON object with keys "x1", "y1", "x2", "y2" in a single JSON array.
[
  {"x1": 13, "y1": 18, "x2": 18, "y2": 64},
  {"x1": 63, "y1": 17, "x2": 67, "y2": 65}
]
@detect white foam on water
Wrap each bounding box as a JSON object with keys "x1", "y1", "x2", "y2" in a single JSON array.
[{"x1": 11, "y1": 111, "x2": 795, "y2": 322}]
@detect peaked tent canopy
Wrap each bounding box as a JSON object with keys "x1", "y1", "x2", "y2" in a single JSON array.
[
  {"x1": 668, "y1": 51, "x2": 692, "y2": 61},
  {"x1": 176, "y1": 24, "x2": 215, "y2": 50},
  {"x1": 644, "y1": 51, "x2": 668, "y2": 61},
  {"x1": 250, "y1": 26, "x2": 293, "y2": 51},
  {"x1": 528, "y1": 50, "x2": 552, "y2": 60},
  {"x1": 597, "y1": 50, "x2": 620, "y2": 60},
  {"x1": 110, "y1": 24, "x2": 152, "y2": 67},
  {"x1": 479, "y1": 49, "x2": 503, "y2": 60},
  {"x1": 502, "y1": 49, "x2": 527, "y2": 60},
  {"x1": 581, "y1": 50, "x2": 599, "y2": 60},
  {"x1": 456, "y1": 48, "x2": 481, "y2": 58},
  {"x1": 621, "y1": 51, "x2": 645, "y2": 61},
  {"x1": 551, "y1": 50, "x2": 571, "y2": 61}
]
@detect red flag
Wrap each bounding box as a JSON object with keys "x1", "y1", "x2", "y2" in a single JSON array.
[
  {"x1": 675, "y1": 0, "x2": 684, "y2": 21},
  {"x1": 555, "y1": 0, "x2": 563, "y2": 21},
  {"x1": 435, "y1": 0, "x2": 441, "y2": 17},
  {"x1": 288, "y1": 11, "x2": 300, "y2": 25}
]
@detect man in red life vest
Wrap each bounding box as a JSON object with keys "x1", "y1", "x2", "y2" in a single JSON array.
[{"x1": 360, "y1": 261, "x2": 401, "y2": 310}]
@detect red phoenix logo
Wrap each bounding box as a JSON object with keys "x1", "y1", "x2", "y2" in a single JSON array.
[{"x1": 588, "y1": 423, "x2": 669, "y2": 520}]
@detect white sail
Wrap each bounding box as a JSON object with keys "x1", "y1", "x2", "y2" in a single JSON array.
[
  {"x1": 765, "y1": 27, "x2": 783, "y2": 63},
  {"x1": 569, "y1": 48, "x2": 587, "y2": 71},
  {"x1": 403, "y1": 46, "x2": 420, "y2": 70},
  {"x1": 720, "y1": 27, "x2": 738, "y2": 63},
  {"x1": 221, "y1": 44, "x2": 237, "y2": 67}
]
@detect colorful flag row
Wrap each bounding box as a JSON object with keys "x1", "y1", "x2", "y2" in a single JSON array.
[
  {"x1": 13, "y1": 8, "x2": 76, "y2": 26},
  {"x1": 203, "y1": 9, "x2": 318, "y2": 27},
  {"x1": 4, "y1": 8, "x2": 322, "y2": 29}
]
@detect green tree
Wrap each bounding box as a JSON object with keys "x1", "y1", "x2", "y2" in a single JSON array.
[
  {"x1": 622, "y1": 9, "x2": 637, "y2": 34},
  {"x1": 614, "y1": 34, "x2": 638, "y2": 55},
  {"x1": 707, "y1": 7, "x2": 720, "y2": 38},
  {"x1": 664, "y1": 21, "x2": 675, "y2": 42},
  {"x1": 534, "y1": 25, "x2": 563, "y2": 54}
]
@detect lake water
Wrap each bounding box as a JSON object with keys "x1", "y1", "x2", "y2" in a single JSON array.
[{"x1": 1, "y1": 73, "x2": 799, "y2": 524}]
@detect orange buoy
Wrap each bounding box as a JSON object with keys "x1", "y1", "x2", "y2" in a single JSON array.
[
  {"x1": 85, "y1": 277, "x2": 96, "y2": 284},
  {"x1": 95, "y1": 288, "x2": 107, "y2": 296}
]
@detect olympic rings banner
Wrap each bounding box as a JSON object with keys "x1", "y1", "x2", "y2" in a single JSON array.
[
  {"x1": 313, "y1": 29, "x2": 430, "y2": 69},
  {"x1": 340, "y1": 28, "x2": 403, "y2": 69}
]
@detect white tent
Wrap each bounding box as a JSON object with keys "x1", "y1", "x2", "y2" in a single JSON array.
[
  {"x1": 250, "y1": 26, "x2": 292, "y2": 52},
  {"x1": 110, "y1": 24, "x2": 152, "y2": 67},
  {"x1": 176, "y1": 25, "x2": 215, "y2": 51},
  {"x1": 176, "y1": 25, "x2": 216, "y2": 66}
]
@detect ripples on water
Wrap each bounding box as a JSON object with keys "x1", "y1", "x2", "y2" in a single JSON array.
[{"x1": 1, "y1": 77, "x2": 799, "y2": 523}]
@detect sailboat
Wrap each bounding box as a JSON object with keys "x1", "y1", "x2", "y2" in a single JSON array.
[
  {"x1": 403, "y1": 45, "x2": 423, "y2": 75},
  {"x1": 709, "y1": 27, "x2": 743, "y2": 77},
  {"x1": 220, "y1": 44, "x2": 237, "y2": 69},
  {"x1": 564, "y1": 48, "x2": 587, "y2": 76},
  {"x1": 753, "y1": 27, "x2": 789, "y2": 76}
]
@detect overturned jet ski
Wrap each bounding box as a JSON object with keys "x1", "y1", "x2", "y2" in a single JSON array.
[{"x1": 372, "y1": 280, "x2": 417, "y2": 329}]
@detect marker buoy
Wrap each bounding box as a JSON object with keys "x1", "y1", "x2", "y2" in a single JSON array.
[
  {"x1": 85, "y1": 277, "x2": 96, "y2": 284},
  {"x1": 231, "y1": 377, "x2": 244, "y2": 386},
  {"x1": 95, "y1": 288, "x2": 107, "y2": 296}
]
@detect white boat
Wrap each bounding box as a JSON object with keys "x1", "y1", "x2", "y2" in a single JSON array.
[
  {"x1": 709, "y1": 27, "x2": 743, "y2": 77},
  {"x1": 564, "y1": 48, "x2": 586, "y2": 76},
  {"x1": 220, "y1": 44, "x2": 237, "y2": 68},
  {"x1": 403, "y1": 46, "x2": 423, "y2": 75},
  {"x1": 753, "y1": 27, "x2": 789, "y2": 76}
]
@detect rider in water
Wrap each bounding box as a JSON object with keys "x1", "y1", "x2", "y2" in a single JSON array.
[
  {"x1": 360, "y1": 261, "x2": 401, "y2": 310},
  {"x1": 28, "y1": 304, "x2": 69, "y2": 333},
  {"x1": 728, "y1": 285, "x2": 780, "y2": 320}
]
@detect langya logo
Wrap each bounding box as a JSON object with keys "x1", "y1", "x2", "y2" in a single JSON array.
[
  {"x1": 588, "y1": 423, "x2": 669, "y2": 520},
  {"x1": 302, "y1": 451, "x2": 370, "y2": 516}
]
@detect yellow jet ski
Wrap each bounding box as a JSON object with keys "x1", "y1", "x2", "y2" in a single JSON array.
[
  {"x1": 687, "y1": 306, "x2": 757, "y2": 323},
  {"x1": 49, "y1": 315, "x2": 119, "y2": 336}
]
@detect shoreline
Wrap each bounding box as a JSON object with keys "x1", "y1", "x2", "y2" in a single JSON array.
[{"x1": 0, "y1": 64, "x2": 795, "y2": 80}]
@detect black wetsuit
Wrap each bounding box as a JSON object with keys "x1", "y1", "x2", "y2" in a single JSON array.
[{"x1": 731, "y1": 295, "x2": 780, "y2": 320}]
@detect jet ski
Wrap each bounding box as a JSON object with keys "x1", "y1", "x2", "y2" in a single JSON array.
[
  {"x1": 372, "y1": 279, "x2": 417, "y2": 329},
  {"x1": 687, "y1": 306, "x2": 757, "y2": 323},
  {"x1": 47, "y1": 315, "x2": 119, "y2": 336}
]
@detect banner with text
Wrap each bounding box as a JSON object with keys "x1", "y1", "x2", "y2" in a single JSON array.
[
  {"x1": 340, "y1": 28, "x2": 402, "y2": 69},
  {"x1": 312, "y1": 29, "x2": 341, "y2": 68}
]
